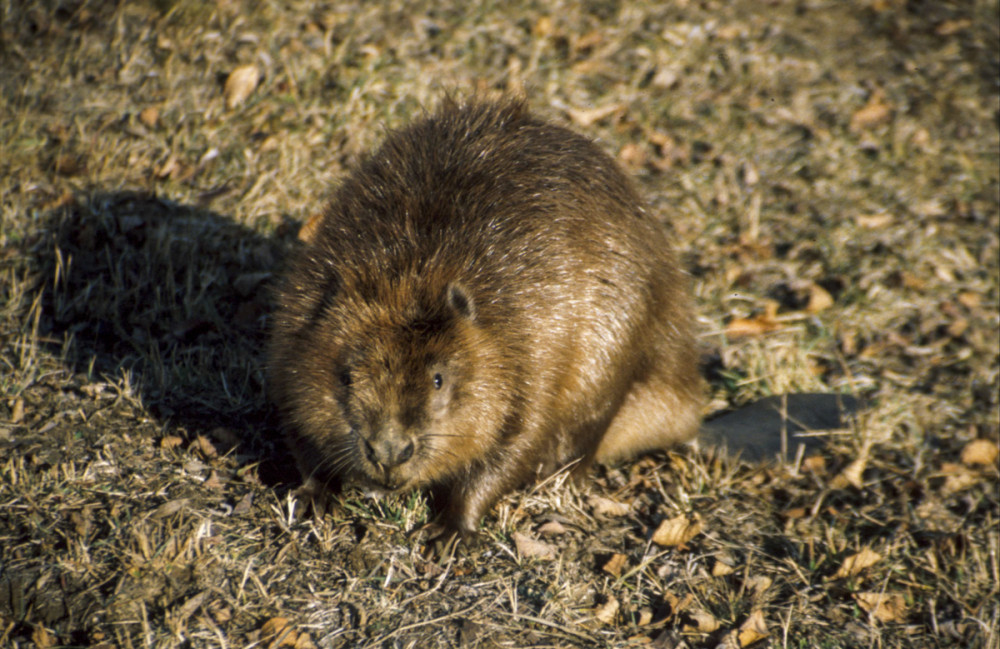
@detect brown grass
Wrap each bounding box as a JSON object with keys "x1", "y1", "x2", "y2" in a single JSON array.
[{"x1": 1, "y1": 0, "x2": 997, "y2": 647}]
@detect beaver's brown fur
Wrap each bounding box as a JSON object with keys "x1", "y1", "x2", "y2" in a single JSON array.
[{"x1": 268, "y1": 97, "x2": 705, "y2": 535}]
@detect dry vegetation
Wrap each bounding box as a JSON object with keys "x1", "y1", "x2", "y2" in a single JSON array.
[{"x1": 1, "y1": 0, "x2": 998, "y2": 647}]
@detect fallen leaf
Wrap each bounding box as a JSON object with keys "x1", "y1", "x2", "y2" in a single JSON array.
[
  {"x1": 590, "y1": 495, "x2": 631, "y2": 517},
  {"x1": 850, "y1": 89, "x2": 892, "y2": 132},
  {"x1": 602, "y1": 553, "x2": 629, "y2": 577},
  {"x1": 806, "y1": 283, "x2": 834, "y2": 313},
  {"x1": 566, "y1": 103, "x2": 623, "y2": 127},
  {"x1": 533, "y1": 15, "x2": 555, "y2": 37},
  {"x1": 204, "y1": 471, "x2": 225, "y2": 490},
  {"x1": 651, "y1": 513, "x2": 703, "y2": 547},
  {"x1": 737, "y1": 610, "x2": 769, "y2": 646},
  {"x1": 232, "y1": 492, "x2": 254, "y2": 516},
  {"x1": 856, "y1": 213, "x2": 893, "y2": 229},
  {"x1": 957, "y1": 292, "x2": 981, "y2": 309},
  {"x1": 682, "y1": 609, "x2": 720, "y2": 633},
  {"x1": 946, "y1": 317, "x2": 968, "y2": 338},
  {"x1": 139, "y1": 106, "x2": 159, "y2": 127},
  {"x1": 712, "y1": 560, "x2": 735, "y2": 576},
  {"x1": 260, "y1": 617, "x2": 298, "y2": 648},
  {"x1": 618, "y1": 142, "x2": 647, "y2": 171},
  {"x1": 32, "y1": 626, "x2": 57, "y2": 648},
  {"x1": 726, "y1": 311, "x2": 783, "y2": 338},
  {"x1": 747, "y1": 575, "x2": 772, "y2": 594},
  {"x1": 831, "y1": 547, "x2": 882, "y2": 579},
  {"x1": 856, "y1": 592, "x2": 908, "y2": 622},
  {"x1": 194, "y1": 434, "x2": 218, "y2": 458},
  {"x1": 592, "y1": 596, "x2": 620, "y2": 625},
  {"x1": 941, "y1": 462, "x2": 980, "y2": 495},
  {"x1": 960, "y1": 439, "x2": 998, "y2": 466},
  {"x1": 53, "y1": 153, "x2": 86, "y2": 176},
  {"x1": 150, "y1": 498, "x2": 190, "y2": 519},
  {"x1": 832, "y1": 443, "x2": 870, "y2": 489},
  {"x1": 225, "y1": 64, "x2": 260, "y2": 109},
  {"x1": 536, "y1": 520, "x2": 567, "y2": 535},
  {"x1": 512, "y1": 531, "x2": 556, "y2": 559},
  {"x1": 160, "y1": 435, "x2": 185, "y2": 450},
  {"x1": 803, "y1": 455, "x2": 827, "y2": 474}
]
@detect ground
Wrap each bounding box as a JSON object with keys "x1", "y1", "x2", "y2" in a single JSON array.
[{"x1": 0, "y1": 0, "x2": 997, "y2": 647}]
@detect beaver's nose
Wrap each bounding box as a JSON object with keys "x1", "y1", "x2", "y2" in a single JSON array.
[{"x1": 363, "y1": 436, "x2": 415, "y2": 468}]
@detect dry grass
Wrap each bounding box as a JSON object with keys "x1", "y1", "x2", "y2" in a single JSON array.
[{"x1": 1, "y1": 0, "x2": 997, "y2": 647}]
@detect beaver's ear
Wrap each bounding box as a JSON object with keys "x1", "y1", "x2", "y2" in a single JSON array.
[{"x1": 446, "y1": 282, "x2": 475, "y2": 321}]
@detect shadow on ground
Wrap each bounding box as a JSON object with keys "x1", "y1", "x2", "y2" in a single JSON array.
[{"x1": 30, "y1": 191, "x2": 297, "y2": 484}]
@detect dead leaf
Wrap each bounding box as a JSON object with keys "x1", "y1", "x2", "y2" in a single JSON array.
[
  {"x1": 160, "y1": 435, "x2": 185, "y2": 450},
  {"x1": 260, "y1": 617, "x2": 298, "y2": 648},
  {"x1": 194, "y1": 434, "x2": 218, "y2": 458},
  {"x1": 832, "y1": 442, "x2": 870, "y2": 489},
  {"x1": 566, "y1": 103, "x2": 623, "y2": 127},
  {"x1": 533, "y1": 16, "x2": 555, "y2": 37},
  {"x1": 682, "y1": 609, "x2": 720, "y2": 633},
  {"x1": 747, "y1": 575, "x2": 772, "y2": 594},
  {"x1": 618, "y1": 142, "x2": 647, "y2": 171},
  {"x1": 139, "y1": 106, "x2": 159, "y2": 127},
  {"x1": 592, "y1": 596, "x2": 620, "y2": 625},
  {"x1": 856, "y1": 213, "x2": 893, "y2": 229},
  {"x1": 941, "y1": 462, "x2": 981, "y2": 495},
  {"x1": 590, "y1": 495, "x2": 631, "y2": 517},
  {"x1": 651, "y1": 513, "x2": 703, "y2": 547},
  {"x1": 225, "y1": 64, "x2": 260, "y2": 109},
  {"x1": 32, "y1": 626, "x2": 57, "y2": 649},
  {"x1": 53, "y1": 153, "x2": 86, "y2": 176},
  {"x1": 737, "y1": 610, "x2": 769, "y2": 646},
  {"x1": 512, "y1": 531, "x2": 556, "y2": 560},
  {"x1": 783, "y1": 507, "x2": 808, "y2": 521},
  {"x1": 856, "y1": 592, "x2": 908, "y2": 622},
  {"x1": 831, "y1": 547, "x2": 882, "y2": 579},
  {"x1": 957, "y1": 292, "x2": 981, "y2": 309},
  {"x1": 946, "y1": 317, "x2": 968, "y2": 338},
  {"x1": 150, "y1": 498, "x2": 190, "y2": 519},
  {"x1": 803, "y1": 455, "x2": 827, "y2": 474},
  {"x1": 960, "y1": 439, "x2": 998, "y2": 466},
  {"x1": 536, "y1": 520, "x2": 567, "y2": 536},
  {"x1": 602, "y1": 553, "x2": 629, "y2": 577},
  {"x1": 232, "y1": 492, "x2": 254, "y2": 516},
  {"x1": 204, "y1": 471, "x2": 225, "y2": 490},
  {"x1": 806, "y1": 283, "x2": 834, "y2": 313},
  {"x1": 850, "y1": 89, "x2": 892, "y2": 132},
  {"x1": 712, "y1": 560, "x2": 735, "y2": 576},
  {"x1": 726, "y1": 308, "x2": 783, "y2": 339}
]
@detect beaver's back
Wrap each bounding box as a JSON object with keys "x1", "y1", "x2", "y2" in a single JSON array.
[{"x1": 312, "y1": 98, "x2": 687, "y2": 363}]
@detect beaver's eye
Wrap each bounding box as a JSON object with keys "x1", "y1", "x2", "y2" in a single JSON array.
[
  {"x1": 433, "y1": 373, "x2": 443, "y2": 389},
  {"x1": 338, "y1": 369, "x2": 352, "y2": 387}
]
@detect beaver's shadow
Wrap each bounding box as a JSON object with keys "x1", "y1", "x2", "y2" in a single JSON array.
[{"x1": 33, "y1": 191, "x2": 297, "y2": 486}]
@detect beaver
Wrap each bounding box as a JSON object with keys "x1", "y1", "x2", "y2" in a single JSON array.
[{"x1": 268, "y1": 96, "x2": 708, "y2": 537}]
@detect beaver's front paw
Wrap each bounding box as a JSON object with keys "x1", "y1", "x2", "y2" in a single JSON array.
[{"x1": 413, "y1": 519, "x2": 482, "y2": 561}]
